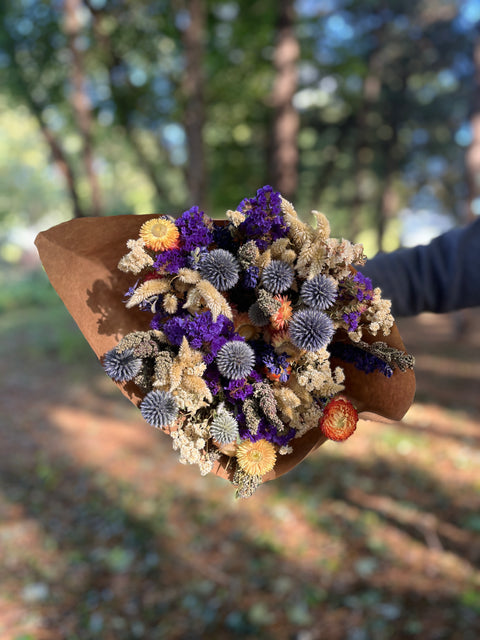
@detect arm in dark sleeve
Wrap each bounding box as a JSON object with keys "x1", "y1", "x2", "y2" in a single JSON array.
[{"x1": 359, "y1": 218, "x2": 480, "y2": 317}]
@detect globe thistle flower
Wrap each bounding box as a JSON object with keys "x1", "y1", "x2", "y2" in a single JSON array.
[
  {"x1": 319, "y1": 397, "x2": 358, "y2": 441},
  {"x1": 103, "y1": 347, "x2": 142, "y2": 382},
  {"x1": 216, "y1": 341, "x2": 255, "y2": 379},
  {"x1": 140, "y1": 390, "x2": 178, "y2": 428},
  {"x1": 248, "y1": 302, "x2": 270, "y2": 327},
  {"x1": 236, "y1": 438, "x2": 276, "y2": 476},
  {"x1": 300, "y1": 274, "x2": 338, "y2": 310},
  {"x1": 289, "y1": 308, "x2": 335, "y2": 351},
  {"x1": 199, "y1": 249, "x2": 240, "y2": 291},
  {"x1": 139, "y1": 217, "x2": 180, "y2": 251},
  {"x1": 209, "y1": 409, "x2": 239, "y2": 445},
  {"x1": 261, "y1": 260, "x2": 294, "y2": 294}
]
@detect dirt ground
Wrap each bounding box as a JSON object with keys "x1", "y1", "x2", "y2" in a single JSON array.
[{"x1": 1, "y1": 305, "x2": 479, "y2": 639}]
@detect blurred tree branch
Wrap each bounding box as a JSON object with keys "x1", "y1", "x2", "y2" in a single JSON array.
[
  {"x1": 64, "y1": 0, "x2": 103, "y2": 217},
  {"x1": 4, "y1": 33, "x2": 86, "y2": 219}
]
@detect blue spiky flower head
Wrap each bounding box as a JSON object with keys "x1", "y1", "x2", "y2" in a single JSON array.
[
  {"x1": 103, "y1": 348, "x2": 142, "y2": 382},
  {"x1": 300, "y1": 274, "x2": 338, "y2": 310},
  {"x1": 248, "y1": 302, "x2": 270, "y2": 327},
  {"x1": 209, "y1": 408, "x2": 239, "y2": 444},
  {"x1": 199, "y1": 249, "x2": 240, "y2": 291},
  {"x1": 216, "y1": 340, "x2": 255, "y2": 379},
  {"x1": 261, "y1": 260, "x2": 294, "y2": 294},
  {"x1": 289, "y1": 308, "x2": 335, "y2": 351},
  {"x1": 140, "y1": 390, "x2": 178, "y2": 429}
]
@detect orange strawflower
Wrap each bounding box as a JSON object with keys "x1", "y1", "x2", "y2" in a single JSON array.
[
  {"x1": 236, "y1": 439, "x2": 276, "y2": 476},
  {"x1": 270, "y1": 295, "x2": 292, "y2": 330},
  {"x1": 320, "y1": 397, "x2": 358, "y2": 442},
  {"x1": 140, "y1": 217, "x2": 180, "y2": 251}
]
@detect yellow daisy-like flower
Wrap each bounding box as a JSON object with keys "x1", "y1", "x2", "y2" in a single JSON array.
[
  {"x1": 139, "y1": 217, "x2": 180, "y2": 251},
  {"x1": 236, "y1": 439, "x2": 276, "y2": 477}
]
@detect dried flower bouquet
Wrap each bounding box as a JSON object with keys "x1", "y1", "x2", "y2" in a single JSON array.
[{"x1": 35, "y1": 186, "x2": 415, "y2": 497}]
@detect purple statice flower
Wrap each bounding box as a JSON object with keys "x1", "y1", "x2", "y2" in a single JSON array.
[
  {"x1": 224, "y1": 377, "x2": 255, "y2": 402},
  {"x1": 187, "y1": 312, "x2": 237, "y2": 352},
  {"x1": 238, "y1": 423, "x2": 262, "y2": 442},
  {"x1": 352, "y1": 272, "x2": 374, "y2": 302},
  {"x1": 150, "y1": 310, "x2": 169, "y2": 330},
  {"x1": 342, "y1": 310, "x2": 362, "y2": 332},
  {"x1": 162, "y1": 314, "x2": 189, "y2": 345},
  {"x1": 160, "y1": 311, "x2": 241, "y2": 361},
  {"x1": 329, "y1": 342, "x2": 394, "y2": 377},
  {"x1": 204, "y1": 365, "x2": 222, "y2": 395},
  {"x1": 239, "y1": 419, "x2": 296, "y2": 447},
  {"x1": 153, "y1": 248, "x2": 188, "y2": 274},
  {"x1": 175, "y1": 206, "x2": 213, "y2": 251},
  {"x1": 237, "y1": 185, "x2": 289, "y2": 249},
  {"x1": 212, "y1": 224, "x2": 236, "y2": 252},
  {"x1": 264, "y1": 422, "x2": 296, "y2": 447},
  {"x1": 206, "y1": 336, "x2": 228, "y2": 363},
  {"x1": 337, "y1": 271, "x2": 374, "y2": 307},
  {"x1": 249, "y1": 370, "x2": 263, "y2": 383},
  {"x1": 243, "y1": 265, "x2": 260, "y2": 288}
]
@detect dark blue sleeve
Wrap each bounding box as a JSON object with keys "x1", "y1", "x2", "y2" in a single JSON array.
[{"x1": 359, "y1": 218, "x2": 480, "y2": 317}]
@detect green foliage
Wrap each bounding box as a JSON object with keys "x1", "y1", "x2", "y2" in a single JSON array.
[
  {"x1": 0, "y1": 268, "x2": 58, "y2": 313},
  {"x1": 0, "y1": 0, "x2": 476, "y2": 247}
]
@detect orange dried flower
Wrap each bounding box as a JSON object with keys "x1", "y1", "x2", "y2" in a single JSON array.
[
  {"x1": 320, "y1": 397, "x2": 358, "y2": 442},
  {"x1": 232, "y1": 311, "x2": 261, "y2": 341},
  {"x1": 270, "y1": 295, "x2": 292, "y2": 330}
]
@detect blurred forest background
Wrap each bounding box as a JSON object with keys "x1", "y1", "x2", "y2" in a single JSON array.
[{"x1": 1, "y1": 1, "x2": 480, "y2": 639}]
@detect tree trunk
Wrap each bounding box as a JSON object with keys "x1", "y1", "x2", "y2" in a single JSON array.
[
  {"x1": 64, "y1": 0, "x2": 102, "y2": 217},
  {"x1": 271, "y1": 0, "x2": 299, "y2": 200},
  {"x1": 180, "y1": 0, "x2": 207, "y2": 209},
  {"x1": 38, "y1": 118, "x2": 86, "y2": 219}
]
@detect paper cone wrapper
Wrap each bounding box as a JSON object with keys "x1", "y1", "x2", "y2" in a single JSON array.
[{"x1": 35, "y1": 214, "x2": 415, "y2": 483}]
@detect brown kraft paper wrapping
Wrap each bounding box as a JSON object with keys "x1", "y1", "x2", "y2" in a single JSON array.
[{"x1": 35, "y1": 214, "x2": 416, "y2": 483}]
